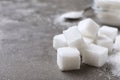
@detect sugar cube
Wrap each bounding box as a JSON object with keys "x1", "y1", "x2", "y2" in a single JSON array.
[
  {"x1": 53, "y1": 34, "x2": 68, "y2": 49},
  {"x1": 98, "y1": 26, "x2": 118, "y2": 40},
  {"x1": 83, "y1": 44, "x2": 108, "y2": 67},
  {"x1": 96, "y1": 35, "x2": 113, "y2": 53},
  {"x1": 63, "y1": 26, "x2": 87, "y2": 52},
  {"x1": 78, "y1": 18, "x2": 99, "y2": 39},
  {"x1": 57, "y1": 47, "x2": 80, "y2": 71}
]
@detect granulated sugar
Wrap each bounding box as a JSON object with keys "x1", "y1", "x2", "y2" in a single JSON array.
[{"x1": 108, "y1": 51, "x2": 120, "y2": 77}]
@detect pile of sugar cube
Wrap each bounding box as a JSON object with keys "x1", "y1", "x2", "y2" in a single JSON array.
[{"x1": 53, "y1": 18, "x2": 119, "y2": 71}]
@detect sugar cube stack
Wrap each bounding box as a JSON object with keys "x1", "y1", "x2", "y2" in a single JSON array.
[
  {"x1": 53, "y1": 18, "x2": 119, "y2": 71},
  {"x1": 96, "y1": 26, "x2": 118, "y2": 53},
  {"x1": 57, "y1": 47, "x2": 80, "y2": 71}
]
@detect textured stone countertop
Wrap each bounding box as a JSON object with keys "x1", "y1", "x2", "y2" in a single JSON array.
[{"x1": 0, "y1": 0, "x2": 119, "y2": 80}]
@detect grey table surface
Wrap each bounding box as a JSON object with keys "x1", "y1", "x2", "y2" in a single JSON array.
[{"x1": 0, "y1": 0, "x2": 119, "y2": 80}]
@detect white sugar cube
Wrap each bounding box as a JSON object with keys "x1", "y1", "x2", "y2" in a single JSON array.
[
  {"x1": 83, "y1": 44, "x2": 108, "y2": 67},
  {"x1": 96, "y1": 35, "x2": 113, "y2": 53},
  {"x1": 114, "y1": 35, "x2": 120, "y2": 51},
  {"x1": 53, "y1": 34, "x2": 67, "y2": 49},
  {"x1": 63, "y1": 26, "x2": 87, "y2": 53},
  {"x1": 98, "y1": 26, "x2": 118, "y2": 40},
  {"x1": 78, "y1": 18, "x2": 99, "y2": 39},
  {"x1": 57, "y1": 47, "x2": 80, "y2": 71}
]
